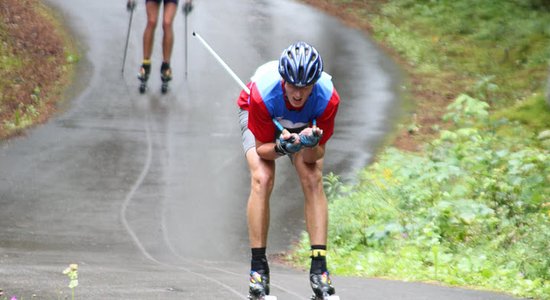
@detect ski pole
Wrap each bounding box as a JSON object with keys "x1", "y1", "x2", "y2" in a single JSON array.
[
  {"x1": 184, "y1": 9, "x2": 188, "y2": 77},
  {"x1": 192, "y1": 31, "x2": 287, "y2": 131},
  {"x1": 121, "y1": 1, "x2": 136, "y2": 74},
  {"x1": 192, "y1": 31, "x2": 250, "y2": 94},
  {"x1": 192, "y1": 31, "x2": 319, "y2": 134},
  {"x1": 182, "y1": 1, "x2": 193, "y2": 77}
]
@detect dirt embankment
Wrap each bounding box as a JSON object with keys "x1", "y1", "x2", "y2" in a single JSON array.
[{"x1": 0, "y1": 0, "x2": 72, "y2": 139}]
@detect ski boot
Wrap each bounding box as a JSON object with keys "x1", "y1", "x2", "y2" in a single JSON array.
[
  {"x1": 248, "y1": 271, "x2": 276, "y2": 300},
  {"x1": 137, "y1": 63, "x2": 151, "y2": 94},
  {"x1": 182, "y1": 0, "x2": 193, "y2": 15},
  {"x1": 160, "y1": 62, "x2": 172, "y2": 94},
  {"x1": 310, "y1": 272, "x2": 339, "y2": 300}
]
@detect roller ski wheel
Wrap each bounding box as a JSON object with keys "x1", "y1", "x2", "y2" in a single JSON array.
[
  {"x1": 161, "y1": 81, "x2": 169, "y2": 94},
  {"x1": 139, "y1": 81, "x2": 147, "y2": 94},
  {"x1": 310, "y1": 294, "x2": 340, "y2": 300},
  {"x1": 310, "y1": 272, "x2": 338, "y2": 300},
  {"x1": 248, "y1": 271, "x2": 276, "y2": 300},
  {"x1": 248, "y1": 295, "x2": 277, "y2": 300}
]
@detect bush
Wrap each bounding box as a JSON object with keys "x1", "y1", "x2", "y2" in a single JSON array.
[{"x1": 292, "y1": 95, "x2": 550, "y2": 299}]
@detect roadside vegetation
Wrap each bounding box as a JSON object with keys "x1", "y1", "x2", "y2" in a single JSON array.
[
  {"x1": 0, "y1": 0, "x2": 78, "y2": 139},
  {"x1": 291, "y1": 1, "x2": 550, "y2": 299},
  {"x1": 1, "y1": 0, "x2": 548, "y2": 299}
]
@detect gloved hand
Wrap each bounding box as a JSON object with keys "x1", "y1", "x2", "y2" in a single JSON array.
[
  {"x1": 127, "y1": 0, "x2": 136, "y2": 11},
  {"x1": 299, "y1": 127, "x2": 323, "y2": 148},
  {"x1": 275, "y1": 133, "x2": 302, "y2": 155}
]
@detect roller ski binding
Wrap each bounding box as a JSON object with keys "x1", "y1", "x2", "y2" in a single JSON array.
[
  {"x1": 248, "y1": 271, "x2": 276, "y2": 300},
  {"x1": 137, "y1": 63, "x2": 151, "y2": 94},
  {"x1": 310, "y1": 272, "x2": 339, "y2": 300},
  {"x1": 160, "y1": 62, "x2": 172, "y2": 94}
]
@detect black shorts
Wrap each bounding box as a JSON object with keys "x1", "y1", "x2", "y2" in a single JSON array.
[{"x1": 146, "y1": 0, "x2": 179, "y2": 4}]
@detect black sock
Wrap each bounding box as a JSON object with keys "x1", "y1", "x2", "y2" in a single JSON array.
[
  {"x1": 251, "y1": 247, "x2": 269, "y2": 275},
  {"x1": 310, "y1": 245, "x2": 327, "y2": 275},
  {"x1": 141, "y1": 61, "x2": 151, "y2": 74},
  {"x1": 161, "y1": 62, "x2": 170, "y2": 73}
]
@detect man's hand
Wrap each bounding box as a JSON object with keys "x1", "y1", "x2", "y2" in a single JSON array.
[
  {"x1": 127, "y1": 0, "x2": 136, "y2": 11},
  {"x1": 274, "y1": 132, "x2": 302, "y2": 155},
  {"x1": 299, "y1": 126, "x2": 323, "y2": 148}
]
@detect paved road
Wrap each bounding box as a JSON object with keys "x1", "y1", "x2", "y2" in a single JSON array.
[{"x1": 0, "y1": 0, "x2": 520, "y2": 299}]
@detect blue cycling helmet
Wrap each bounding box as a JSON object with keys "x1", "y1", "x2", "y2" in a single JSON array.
[{"x1": 278, "y1": 41, "x2": 323, "y2": 87}]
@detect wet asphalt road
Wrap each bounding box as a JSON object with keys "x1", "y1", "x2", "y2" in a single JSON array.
[{"x1": 0, "y1": 0, "x2": 521, "y2": 299}]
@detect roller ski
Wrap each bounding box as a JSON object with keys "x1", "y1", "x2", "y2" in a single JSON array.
[
  {"x1": 248, "y1": 271, "x2": 276, "y2": 300},
  {"x1": 160, "y1": 62, "x2": 172, "y2": 94},
  {"x1": 137, "y1": 63, "x2": 151, "y2": 94},
  {"x1": 309, "y1": 272, "x2": 339, "y2": 300}
]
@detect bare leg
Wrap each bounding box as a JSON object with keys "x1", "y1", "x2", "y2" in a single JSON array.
[
  {"x1": 294, "y1": 154, "x2": 328, "y2": 245},
  {"x1": 142, "y1": 2, "x2": 160, "y2": 61},
  {"x1": 161, "y1": 2, "x2": 178, "y2": 64},
  {"x1": 245, "y1": 148, "x2": 276, "y2": 248}
]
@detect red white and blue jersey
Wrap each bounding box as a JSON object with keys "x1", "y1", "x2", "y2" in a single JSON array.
[{"x1": 237, "y1": 61, "x2": 339, "y2": 145}]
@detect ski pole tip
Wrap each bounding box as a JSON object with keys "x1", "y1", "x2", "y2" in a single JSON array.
[{"x1": 192, "y1": 31, "x2": 197, "y2": 36}]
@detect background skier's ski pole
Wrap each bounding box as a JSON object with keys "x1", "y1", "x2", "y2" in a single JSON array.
[
  {"x1": 121, "y1": 1, "x2": 136, "y2": 74},
  {"x1": 183, "y1": 3, "x2": 189, "y2": 77}
]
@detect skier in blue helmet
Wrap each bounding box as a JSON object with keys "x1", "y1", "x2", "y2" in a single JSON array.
[{"x1": 237, "y1": 41, "x2": 339, "y2": 300}]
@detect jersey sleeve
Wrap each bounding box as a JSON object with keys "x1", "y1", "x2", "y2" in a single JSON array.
[
  {"x1": 248, "y1": 84, "x2": 276, "y2": 143},
  {"x1": 316, "y1": 88, "x2": 340, "y2": 145},
  {"x1": 236, "y1": 82, "x2": 254, "y2": 110}
]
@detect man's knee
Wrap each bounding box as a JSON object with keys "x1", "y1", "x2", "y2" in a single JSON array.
[
  {"x1": 299, "y1": 167, "x2": 323, "y2": 190},
  {"x1": 146, "y1": 18, "x2": 158, "y2": 29},
  {"x1": 251, "y1": 169, "x2": 274, "y2": 190},
  {"x1": 162, "y1": 20, "x2": 174, "y2": 32}
]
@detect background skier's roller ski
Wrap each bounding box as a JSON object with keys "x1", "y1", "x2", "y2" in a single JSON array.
[
  {"x1": 160, "y1": 62, "x2": 172, "y2": 94},
  {"x1": 137, "y1": 63, "x2": 150, "y2": 94},
  {"x1": 138, "y1": 77, "x2": 147, "y2": 94},
  {"x1": 161, "y1": 76, "x2": 170, "y2": 94}
]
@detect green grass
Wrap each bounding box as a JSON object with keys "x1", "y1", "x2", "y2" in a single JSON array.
[
  {"x1": 370, "y1": 0, "x2": 550, "y2": 109},
  {"x1": 494, "y1": 93, "x2": 550, "y2": 132}
]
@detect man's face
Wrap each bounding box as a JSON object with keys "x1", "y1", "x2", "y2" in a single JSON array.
[{"x1": 284, "y1": 82, "x2": 314, "y2": 108}]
